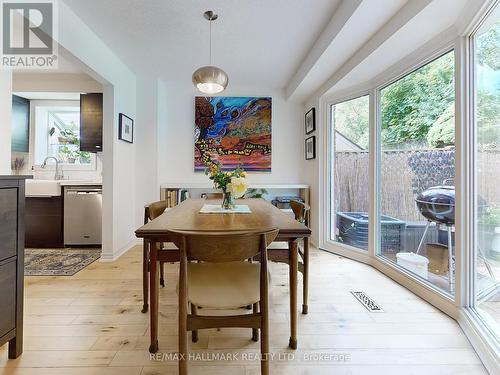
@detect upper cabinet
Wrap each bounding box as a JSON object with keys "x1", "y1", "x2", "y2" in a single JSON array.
[
  {"x1": 11, "y1": 95, "x2": 30, "y2": 153},
  {"x1": 80, "y1": 93, "x2": 103, "y2": 152}
]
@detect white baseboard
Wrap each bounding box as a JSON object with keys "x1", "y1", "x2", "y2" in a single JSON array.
[
  {"x1": 100, "y1": 238, "x2": 141, "y2": 262},
  {"x1": 458, "y1": 309, "x2": 499, "y2": 375}
]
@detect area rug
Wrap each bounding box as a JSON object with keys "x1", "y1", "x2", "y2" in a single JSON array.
[{"x1": 24, "y1": 248, "x2": 101, "y2": 276}]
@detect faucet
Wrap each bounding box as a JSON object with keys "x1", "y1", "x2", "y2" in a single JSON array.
[{"x1": 41, "y1": 156, "x2": 64, "y2": 180}]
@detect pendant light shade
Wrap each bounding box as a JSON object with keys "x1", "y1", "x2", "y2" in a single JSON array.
[
  {"x1": 192, "y1": 65, "x2": 228, "y2": 94},
  {"x1": 192, "y1": 11, "x2": 228, "y2": 94}
]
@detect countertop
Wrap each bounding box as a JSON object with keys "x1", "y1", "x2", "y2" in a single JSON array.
[{"x1": 59, "y1": 181, "x2": 102, "y2": 186}]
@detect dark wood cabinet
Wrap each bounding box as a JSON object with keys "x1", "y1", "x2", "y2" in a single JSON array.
[
  {"x1": 80, "y1": 93, "x2": 103, "y2": 152},
  {"x1": 25, "y1": 196, "x2": 64, "y2": 248},
  {"x1": 0, "y1": 175, "x2": 30, "y2": 359},
  {"x1": 11, "y1": 95, "x2": 30, "y2": 153}
]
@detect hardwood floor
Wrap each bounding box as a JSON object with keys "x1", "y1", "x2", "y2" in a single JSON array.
[{"x1": 0, "y1": 245, "x2": 487, "y2": 374}]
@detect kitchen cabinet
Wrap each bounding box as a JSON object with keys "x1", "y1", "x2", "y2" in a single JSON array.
[
  {"x1": 25, "y1": 196, "x2": 63, "y2": 248},
  {"x1": 0, "y1": 175, "x2": 30, "y2": 359},
  {"x1": 11, "y1": 95, "x2": 30, "y2": 152},
  {"x1": 80, "y1": 93, "x2": 103, "y2": 152}
]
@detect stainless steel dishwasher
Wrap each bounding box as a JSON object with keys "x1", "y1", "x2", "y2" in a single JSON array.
[{"x1": 64, "y1": 186, "x2": 102, "y2": 246}]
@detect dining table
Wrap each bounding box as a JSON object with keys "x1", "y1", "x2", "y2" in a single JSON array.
[{"x1": 135, "y1": 198, "x2": 311, "y2": 353}]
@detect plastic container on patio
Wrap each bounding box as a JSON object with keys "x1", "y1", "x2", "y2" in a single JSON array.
[
  {"x1": 336, "y1": 212, "x2": 406, "y2": 252},
  {"x1": 396, "y1": 252, "x2": 429, "y2": 279}
]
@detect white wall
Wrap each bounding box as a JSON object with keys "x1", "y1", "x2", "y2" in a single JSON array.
[
  {"x1": 13, "y1": 73, "x2": 102, "y2": 93},
  {"x1": 57, "y1": 1, "x2": 137, "y2": 259},
  {"x1": 135, "y1": 76, "x2": 162, "y2": 227},
  {"x1": 158, "y1": 81, "x2": 305, "y2": 187},
  {"x1": 0, "y1": 71, "x2": 12, "y2": 174},
  {"x1": 304, "y1": 95, "x2": 322, "y2": 246}
]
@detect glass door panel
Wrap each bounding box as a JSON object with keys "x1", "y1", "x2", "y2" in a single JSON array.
[
  {"x1": 378, "y1": 51, "x2": 456, "y2": 296},
  {"x1": 474, "y1": 7, "x2": 500, "y2": 339},
  {"x1": 330, "y1": 95, "x2": 370, "y2": 251}
]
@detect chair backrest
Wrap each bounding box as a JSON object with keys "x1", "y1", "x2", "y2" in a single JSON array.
[
  {"x1": 205, "y1": 193, "x2": 223, "y2": 199},
  {"x1": 169, "y1": 229, "x2": 279, "y2": 263},
  {"x1": 144, "y1": 200, "x2": 168, "y2": 224},
  {"x1": 290, "y1": 200, "x2": 310, "y2": 227}
]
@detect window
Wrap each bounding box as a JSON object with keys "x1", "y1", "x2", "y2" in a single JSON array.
[
  {"x1": 330, "y1": 95, "x2": 369, "y2": 251},
  {"x1": 378, "y1": 51, "x2": 456, "y2": 296},
  {"x1": 473, "y1": 7, "x2": 500, "y2": 339},
  {"x1": 34, "y1": 103, "x2": 94, "y2": 168}
]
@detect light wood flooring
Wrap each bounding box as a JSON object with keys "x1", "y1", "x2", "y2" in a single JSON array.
[{"x1": 0, "y1": 245, "x2": 488, "y2": 374}]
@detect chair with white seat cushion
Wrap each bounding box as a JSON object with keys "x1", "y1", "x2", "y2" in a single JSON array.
[{"x1": 169, "y1": 228, "x2": 279, "y2": 375}]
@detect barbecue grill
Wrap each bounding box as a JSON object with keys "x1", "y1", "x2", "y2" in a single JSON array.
[
  {"x1": 415, "y1": 178, "x2": 455, "y2": 291},
  {"x1": 415, "y1": 179, "x2": 455, "y2": 225}
]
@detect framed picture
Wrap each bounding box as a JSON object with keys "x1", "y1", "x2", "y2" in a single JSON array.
[
  {"x1": 305, "y1": 136, "x2": 316, "y2": 160},
  {"x1": 305, "y1": 107, "x2": 315, "y2": 134},
  {"x1": 118, "y1": 113, "x2": 134, "y2": 143}
]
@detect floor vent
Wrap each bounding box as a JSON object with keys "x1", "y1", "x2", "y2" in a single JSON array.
[{"x1": 350, "y1": 291, "x2": 383, "y2": 312}]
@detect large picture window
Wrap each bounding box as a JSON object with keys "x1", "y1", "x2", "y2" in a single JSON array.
[
  {"x1": 330, "y1": 95, "x2": 369, "y2": 251},
  {"x1": 378, "y1": 51, "x2": 456, "y2": 296}
]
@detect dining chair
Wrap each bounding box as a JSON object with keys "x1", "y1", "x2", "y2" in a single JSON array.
[
  {"x1": 268, "y1": 200, "x2": 311, "y2": 313},
  {"x1": 141, "y1": 200, "x2": 179, "y2": 313},
  {"x1": 169, "y1": 228, "x2": 279, "y2": 375}
]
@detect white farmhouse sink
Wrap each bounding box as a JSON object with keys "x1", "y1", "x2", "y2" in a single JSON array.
[{"x1": 25, "y1": 179, "x2": 94, "y2": 197}]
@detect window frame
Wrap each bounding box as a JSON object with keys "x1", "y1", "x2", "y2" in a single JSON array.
[
  {"x1": 31, "y1": 100, "x2": 97, "y2": 171},
  {"x1": 322, "y1": 90, "x2": 372, "y2": 263}
]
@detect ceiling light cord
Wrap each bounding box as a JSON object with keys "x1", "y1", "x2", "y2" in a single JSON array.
[{"x1": 209, "y1": 17, "x2": 212, "y2": 65}]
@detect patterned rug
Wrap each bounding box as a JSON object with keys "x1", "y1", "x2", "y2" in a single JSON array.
[{"x1": 25, "y1": 248, "x2": 101, "y2": 276}]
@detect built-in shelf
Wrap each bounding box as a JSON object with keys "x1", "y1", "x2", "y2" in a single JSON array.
[
  {"x1": 160, "y1": 182, "x2": 309, "y2": 189},
  {"x1": 160, "y1": 183, "x2": 310, "y2": 208}
]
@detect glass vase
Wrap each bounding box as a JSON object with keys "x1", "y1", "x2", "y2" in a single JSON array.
[{"x1": 222, "y1": 191, "x2": 235, "y2": 210}]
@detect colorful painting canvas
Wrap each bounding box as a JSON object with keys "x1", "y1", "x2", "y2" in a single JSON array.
[{"x1": 194, "y1": 96, "x2": 272, "y2": 172}]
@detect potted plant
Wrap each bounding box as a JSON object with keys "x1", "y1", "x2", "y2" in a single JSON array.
[
  {"x1": 245, "y1": 188, "x2": 268, "y2": 199},
  {"x1": 478, "y1": 207, "x2": 500, "y2": 261}
]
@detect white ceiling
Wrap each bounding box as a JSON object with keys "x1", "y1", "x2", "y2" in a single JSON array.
[
  {"x1": 62, "y1": 0, "x2": 484, "y2": 101},
  {"x1": 62, "y1": 0, "x2": 341, "y2": 88}
]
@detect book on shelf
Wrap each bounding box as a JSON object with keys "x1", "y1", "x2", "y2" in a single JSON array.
[{"x1": 163, "y1": 188, "x2": 191, "y2": 208}]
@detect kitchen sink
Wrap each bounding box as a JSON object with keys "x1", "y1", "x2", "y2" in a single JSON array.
[{"x1": 25, "y1": 179, "x2": 93, "y2": 197}]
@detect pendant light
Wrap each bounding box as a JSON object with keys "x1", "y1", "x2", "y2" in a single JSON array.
[{"x1": 192, "y1": 11, "x2": 228, "y2": 94}]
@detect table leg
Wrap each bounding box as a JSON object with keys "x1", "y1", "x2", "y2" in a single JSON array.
[
  {"x1": 288, "y1": 239, "x2": 298, "y2": 349},
  {"x1": 149, "y1": 241, "x2": 159, "y2": 353},
  {"x1": 142, "y1": 239, "x2": 149, "y2": 313},
  {"x1": 302, "y1": 237, "x2": 309, "y2": 315}
]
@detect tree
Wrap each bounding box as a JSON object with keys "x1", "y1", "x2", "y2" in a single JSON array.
[
  {"x1": 381, "y1": 51, "x2": 455, "y2": 147},
  {"x1": 333, "y1": 96, "x2": 369, "y2": 149}
]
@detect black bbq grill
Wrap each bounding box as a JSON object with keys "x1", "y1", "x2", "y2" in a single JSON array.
[{"x1": 415, "y1": 179, "x2": 455, "y2": 226}]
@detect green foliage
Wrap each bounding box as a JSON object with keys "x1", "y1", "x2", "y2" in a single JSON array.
[
  {"x1": 479, "y1": 207, "x2": 500, "y2": 228},
  {"x1": 427, "y1": 104, "x2": 455, "y2": 148},
  {"x1": 58, "y1": 122, "x2": 92, "y2": 162},
  {"x1": 245, "y1": 188, "x2": 268, "y2": 198},
  {"x1": 381, "y1": 51, "x2": 455, "y2": 146},
  {"x1": 333, "y1": 96, "x2": 369, "y2": 149},
  {"x1": 204, "y1": 161, "x2": 245, "y2": 191},
  {"x1": 477, "y1": 20, "x2": 500, "y2": 70}
]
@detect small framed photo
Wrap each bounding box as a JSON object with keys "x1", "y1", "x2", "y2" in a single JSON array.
[
  {"x1": 305, "y1": 136, "x2": 316, "y2": 160},
  {"x1": 118, "y1": 113, "x2": 134, "y2": 143},
  {"x1": 305, "y1": 107, "x2": 315, "y2": 134}
]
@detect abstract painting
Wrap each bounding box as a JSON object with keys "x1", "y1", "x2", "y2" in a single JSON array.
[{"x1": 194, "y1": 96, "x2": 272, "y2": 172}]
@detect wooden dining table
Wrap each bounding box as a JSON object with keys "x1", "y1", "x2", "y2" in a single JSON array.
[{"x1": 135, "y1": 198, "x2": 311, "y2": 353}]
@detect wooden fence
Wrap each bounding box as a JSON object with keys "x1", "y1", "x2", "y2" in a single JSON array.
[{"x1": 334, "y1": 149, "x2": 500, "y2": 223}]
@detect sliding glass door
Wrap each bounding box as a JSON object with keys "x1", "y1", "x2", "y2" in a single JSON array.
[
  {"x1": 473, "y1": 5, "x2": 500, "y2": 340},
  {"x1": 329, "y1": 95, "x2": 370, "y2": 252},
  {"x1": 378, "y1": 51, "x2": 456, "y2": 296}
]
